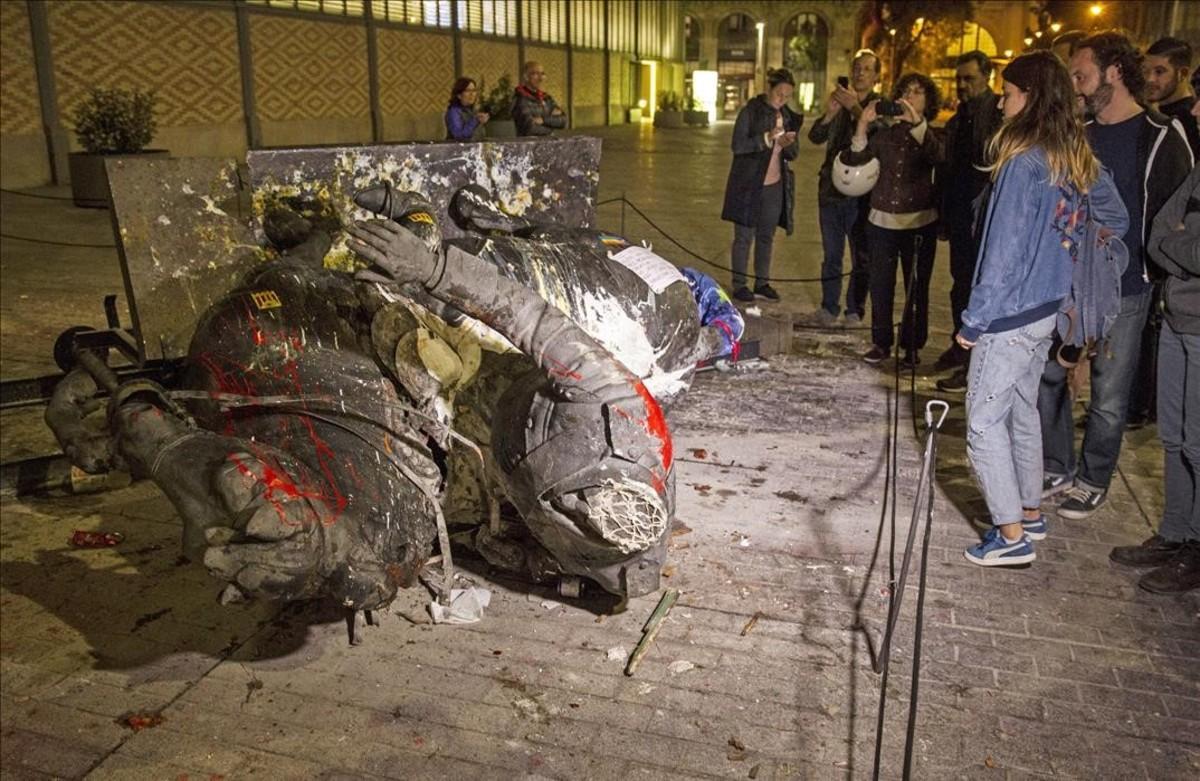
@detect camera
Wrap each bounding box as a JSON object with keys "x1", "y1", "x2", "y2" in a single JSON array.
[
  {"x1": 837, "y1": 76, "x2": 849, "y2": 89},
  {"x1": 875, "y1": 99, "x2": 906, "y2": 117}
]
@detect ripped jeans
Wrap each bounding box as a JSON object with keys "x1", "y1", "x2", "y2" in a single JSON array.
[{"x1": 965, "y1": 314, "x2": 1057, "y2": 527}]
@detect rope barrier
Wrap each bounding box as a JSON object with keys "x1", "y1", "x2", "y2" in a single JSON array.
[{"x1": 596, "y1": 195, "x2": 852, "y2": 284}]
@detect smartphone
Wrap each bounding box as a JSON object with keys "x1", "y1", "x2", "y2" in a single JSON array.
[
  {"x1": 875, "y1": 99, "x2": 905, "y2": 116},
  {"x1": 837, "y1": 76, "x2": 850, "y2": 89}
]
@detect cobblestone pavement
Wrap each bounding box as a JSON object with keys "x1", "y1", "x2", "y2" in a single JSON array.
[{"x1": 2, "y1": 124, "x2": 1197, "y2": 779}]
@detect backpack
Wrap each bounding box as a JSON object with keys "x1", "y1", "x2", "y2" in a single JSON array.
[{"x1": 1055, "y1": 193, "x2": 1129, "y2": 366}]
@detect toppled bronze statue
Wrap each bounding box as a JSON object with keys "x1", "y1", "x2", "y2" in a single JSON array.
[{"x1": 47, "y1": 184, "x2": 741, "y2": 622}]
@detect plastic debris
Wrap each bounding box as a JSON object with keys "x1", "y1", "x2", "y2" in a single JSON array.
[
  {"x1": 606, "y1": 646, "x2": 628, "y2": 662},
  {"x1": 429, "y1": 587, "x2": 492, "y2": 624},
  {"x1": 738, "y1": 536, "x2": 751, "y2": 547},
  {"x1": 667, "y1": 660, "x2": 695, "y2": 675},
  {"x1": 69, "y1": 530, "x2": 124, "y2": 548}
]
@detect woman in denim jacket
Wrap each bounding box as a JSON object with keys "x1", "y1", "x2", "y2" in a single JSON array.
[{"x1": 957, "y1": 52, "x2": 1128, "y2": 567}]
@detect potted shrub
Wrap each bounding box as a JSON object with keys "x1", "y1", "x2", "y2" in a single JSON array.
[
  {"x1": 68, "y1": 87, "x2": 167, "y2": 208},
  {"x1": 684, "y1": 96, "x2": 710, "y2": 127},
  {"x1": 481, "y1": 76, "x2": 517, "y2": 138},
  {"x1": 653, "y1": 91, "x2": 684, "y2": 128}
]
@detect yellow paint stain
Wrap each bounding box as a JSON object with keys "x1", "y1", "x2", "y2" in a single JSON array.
[{"x1": 251, "y1": 290, "x2": 282, "y2": 309}]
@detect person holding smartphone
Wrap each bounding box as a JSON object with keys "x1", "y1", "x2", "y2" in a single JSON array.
[
  {"x1": 720, "y1": 68, "x2": 804, "y2": 302},
  {"x1": 842, "y1": 72, "x2": 944, "y2": 368}
]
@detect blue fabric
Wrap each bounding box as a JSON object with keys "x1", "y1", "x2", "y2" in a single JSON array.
[
  {"x1": 1056, "y1": 206, "x2": 1130, "y2": 348},
  {"x1": 1088, "y1": 115, "x2": 1146, "y2": 297},
  {"x1": 683, "y1": 267, "x2": 744, "y2": 356},
  {"x1": 960, "y1": 148, "x2": 1129, "y2": 343},
  {"x1": 444, "y1": 105, "x2": 481, "y2": 141}
]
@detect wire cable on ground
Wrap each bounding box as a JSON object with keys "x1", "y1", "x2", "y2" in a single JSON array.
[
  {"x1": 0, "y1": 232, "x2": 116, "y2": 249},
  {"x1": 0, "y1": 188, "x2": 75, "y2": 201}
]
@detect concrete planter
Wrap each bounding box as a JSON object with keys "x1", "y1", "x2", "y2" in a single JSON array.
[
  {"x1": 684, "y1": 110, "x2": 709, "y2": 127},
  {"x1": 68, "y1": 150, "x2": 169, "y2": 209},
  {"x1": 653, "y1": 110, "x2": 685, "y2": 129},
  {"x1": 485, "y1": 120, "x2": 517, "y2": 138}
]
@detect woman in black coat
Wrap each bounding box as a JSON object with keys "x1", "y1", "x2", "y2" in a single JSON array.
[{"x1": 721, "y1": 68, "x2": 804, "y2": 302}]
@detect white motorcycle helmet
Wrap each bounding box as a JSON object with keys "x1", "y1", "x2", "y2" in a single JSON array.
[{"x1": 832, "y1": 152, "x2": 880, "y2": 197}]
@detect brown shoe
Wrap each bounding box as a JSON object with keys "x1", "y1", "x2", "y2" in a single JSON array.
[
  {"x1": 1109, "y1": 534, "x2": 1183, "y2": 568},
  {"x1": 1138, "y1": 541, "x2": 1200, "y2": 594}
]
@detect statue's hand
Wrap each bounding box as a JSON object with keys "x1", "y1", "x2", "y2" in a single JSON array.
[{"x1": 347, "y1": 218, "x2": 440, "y2": 287}]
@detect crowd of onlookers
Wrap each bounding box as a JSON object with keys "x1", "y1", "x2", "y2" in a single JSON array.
[{"x1": 721, "y1": 31, "x2": 1198, "y2": 593}]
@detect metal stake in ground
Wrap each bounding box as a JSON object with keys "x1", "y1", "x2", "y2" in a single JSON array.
[{"x1": 624, "y1": 588, "x2": 679, "y2": 676}]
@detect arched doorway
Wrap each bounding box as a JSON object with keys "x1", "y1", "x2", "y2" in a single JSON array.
[
  {"x1": 717, "y1": 12, "x2": 758, "y2": 118},
  {"x1": 782, "y1": 12, "x2": 829, "y2": 112}
]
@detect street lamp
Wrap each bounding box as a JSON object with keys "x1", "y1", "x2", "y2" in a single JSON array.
[
  {"x1": 1050, "y1": 21, "x2": 1062, "y2": 33},
  {"x1": 1004, "y1": 49, "x2": 1014, "y2": 59},
  {"x1": 1024, "y1": 36, "x2": 1034, "y2": 47},
  {"x1": 1089, "y1": 4, "x2": 1103, "y2": 17}
]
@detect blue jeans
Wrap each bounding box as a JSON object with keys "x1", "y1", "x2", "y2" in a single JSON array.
[
  {"x1": 966, "y1": 314, "x2": 1057, "y2": 526},
  {"x1": 1157, "y1": 319, "x2": 1200, "y2": 542},
  {"x1": 1039, "y1": 291, "x2": 1152, "y2": 492},
  {"x1": 817, "y1": 197, "x2": 870, "y2": 317}
]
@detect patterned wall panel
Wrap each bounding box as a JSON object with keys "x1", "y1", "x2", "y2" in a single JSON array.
[
  {"x1": 525, "y1": 45, "x2": 566, "y2": 101},
  {"x1": 0, "y1": 2, "x2": 40, "y2": 134},
  {"x1": 250, "y1": 15, "x2": 369, "y2": 122},
  {"x1": 461, "y1": 37, "x2": 519, "y2": 94},
  {"x1": 377, "y1": 28, "x2": 453, "y2": 117},
  {"x1": 573, "y1": 51, "x2": 604, "y2": 106},
  {"x1": 49, "y1": 1, "x2": 241, "y2": 128}
]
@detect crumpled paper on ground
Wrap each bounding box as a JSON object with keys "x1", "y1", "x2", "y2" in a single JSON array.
[{"x1": 429, "y1": 587, "x2": 492, "y2": 624}]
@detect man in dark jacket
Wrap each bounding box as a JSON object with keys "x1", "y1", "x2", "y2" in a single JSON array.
[
  {"x1": 1039, "y1": 31, "x2": 1195, "y2": 520},
  {"x1": 1109, "y1": 158, "x2": 1200, "y2": 594},
  {"x1": 1144, "y1": 37, "x2": 1199, "y2": 158},
  {"x1": 512, "y1": 61, "x2": 567, "y2": 137},
  {"x1": 934, "y1": 51, "x2": 1003, "y2": 387},
  {"x1": 805, "y1": 50, "x2": 881, "y2": 326}
]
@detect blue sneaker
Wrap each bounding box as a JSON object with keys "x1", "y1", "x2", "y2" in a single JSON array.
[
  {"x1": 970, "y1": 515, "x2": 1048, "y2": 541},
  {"x1": 964, "y1": 527, "x2": 1036, "y2": 567}
]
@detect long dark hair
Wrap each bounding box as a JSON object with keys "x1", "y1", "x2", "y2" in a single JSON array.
[
  {"x1": 448, "y1": 77, "x2": 476, "y2": 108},
  {"x1": 984, "y1": 51, "x2": 1099, "y2": 191}
]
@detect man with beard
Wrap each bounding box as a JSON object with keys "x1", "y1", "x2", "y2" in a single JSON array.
[
  {"x1": 934, "y1": 50, "x2": 1003, "y2": 390},
  {"x1": 1144, "y1": 37, "x2": 1199, "y2": 158},
  {"x1": 1038, "y1": 31, "x2": 1193, "y2": 520}
]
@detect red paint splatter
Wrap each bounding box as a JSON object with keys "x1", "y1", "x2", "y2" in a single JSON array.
[
  {"x1": 546, "y1": 357, "x2": 583, "y2": 381},
  {"x1": 632, "y1": 381, "x2": 672, "y2": 468}
]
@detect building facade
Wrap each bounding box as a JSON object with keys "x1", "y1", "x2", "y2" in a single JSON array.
[{"x1": 0, "y1": 0, "x2": 686, "y2": 188}]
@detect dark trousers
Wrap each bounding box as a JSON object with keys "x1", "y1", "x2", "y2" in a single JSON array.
[
  {"x1": 946, "y1": 212, "x2": 979, "y2": 339},
  {"x1": 866, "y1": 221, "x2": 937, "y2": 353},
  {"x1": 817, "y1": 197, "x2": 870, "y2": 317},
  {"x1": 731, "y1": 182, "x2": 782, "y2": 289},
  {"x1": 1127, "y1": 284, "x2": 1161, "y2": 422}
]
